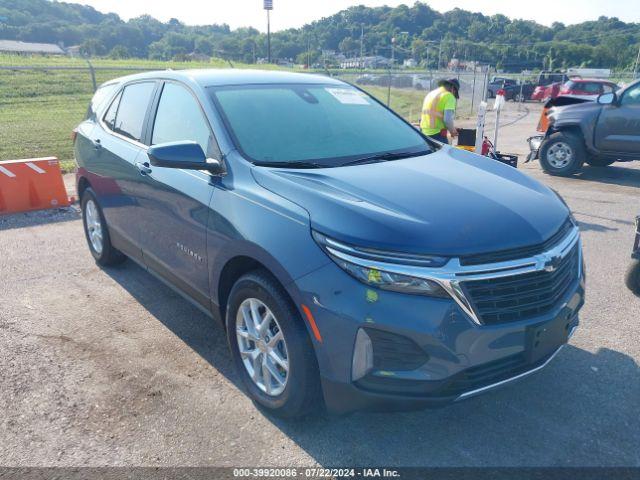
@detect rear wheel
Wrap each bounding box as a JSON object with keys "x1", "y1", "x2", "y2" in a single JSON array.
[
  {"x1": 586, "y1": 157, "x2": 615, "y2": 167},
  {"x1": 625, "y1": 260, "x2": 640, "y2": 297},
  {"x1": 81, "y1": 188, "x2": 126, "y2": 266},
  {"x1": 226, "y1": 270, "x2": 322, "y2": 418},
  {"x1": 539, "y1": 131, "x2": 585, "y2": 176}
]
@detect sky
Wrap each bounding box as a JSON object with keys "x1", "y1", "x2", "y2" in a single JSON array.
[{"x1": 69, "y1": 0, "x2": 640, "y2": 32}]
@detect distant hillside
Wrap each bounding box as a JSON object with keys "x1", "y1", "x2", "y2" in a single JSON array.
[{"x1": 0, "y1": 0, "x2": 639, "y2": 70}]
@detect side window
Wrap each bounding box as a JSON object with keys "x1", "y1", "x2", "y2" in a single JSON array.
[
  {"x1": 103, "y1": 91, "x2": 121, "y2": 130},
  {"x1": 590, "y1": 83, "x2": 602, "y2": 94},
  {"x1": 152, "y1": 83, "x2": 212, "y2": 155},
  {"x1": 110, "y1": 82, "x2": 155, "y2": 142},
  {"x1": 621, "y1": 84, "x2": 640, "y2": 106}
]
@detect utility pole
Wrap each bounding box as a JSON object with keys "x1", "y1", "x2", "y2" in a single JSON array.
[
  {"x1": 359, "y1": 24, "x2": 364, "y2": 70},
  {"x1": 437, "y1": 39, "x2": 442, "y2": 72},
  {"x1": 391, "y1": 36, "x2": 395, "y2": 68},
  {"x1": 425, "y1": 45, "x2": 430, "y2": 71},
  {"x1": 264, "y1": 0, "x2": 273, "y2": 63},
  {"x1": 634, "y1": 43, "x2": 640, "y2": 79}
]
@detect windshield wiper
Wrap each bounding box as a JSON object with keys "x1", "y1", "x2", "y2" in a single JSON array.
[
  {"x1": 341, "y1": 150, "x2": 431, "y2": 167},
  {"x1": 253, "y1": 160, "x2": 326, "y2": 169}
]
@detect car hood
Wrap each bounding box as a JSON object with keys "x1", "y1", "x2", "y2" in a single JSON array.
[
  {"x1": 549, "y1": 100, "x2": 601, "y2": 126},
  {"x1": 251, "y1": 147, "x2": 569, "y2": 257}
]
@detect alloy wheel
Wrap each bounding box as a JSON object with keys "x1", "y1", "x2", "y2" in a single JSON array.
[
  {"x1": 85, "y1": 199, "x2": 103, "y2": 255},
  {"x1": 547, "y1": 142, "x2": 574, "y2": 169},
  {"x1": 236, "y1": 298, "x2": 289, "y2": 396}
]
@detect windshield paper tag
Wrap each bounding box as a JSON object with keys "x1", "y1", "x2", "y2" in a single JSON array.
[{"x1": 326, "y1": 88, "x2": 369, "y2": 105}]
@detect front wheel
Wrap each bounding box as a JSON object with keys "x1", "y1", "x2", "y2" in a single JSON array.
[
  {"x1": 539, "y1": 131, "x2": 585, "y2": 176},
  {"x1": 625, "y1": 260, "x2": 640, "y2": 296},
  {"x1": 226, "y1": 270, "x2": 322, "y2": 418}
]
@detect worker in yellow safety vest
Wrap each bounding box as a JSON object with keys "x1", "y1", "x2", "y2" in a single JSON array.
[{"x1": 420, "y1": 78, "x2": 460, "y2": 144}]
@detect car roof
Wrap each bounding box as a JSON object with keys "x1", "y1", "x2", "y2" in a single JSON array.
[
  {"x1": 569, "y1": 78, "x2": 616, "y2": 84},
  {"x1": 104, "y1": 69, "x2": 345, "y2": 88}
]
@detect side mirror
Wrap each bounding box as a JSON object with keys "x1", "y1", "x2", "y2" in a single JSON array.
[
  {"x1": 147, "y1": 141, "x2": 224, "y2": 174},
  {"x1": 597, "y1": 92, "x2": 616, "y2": 105}
]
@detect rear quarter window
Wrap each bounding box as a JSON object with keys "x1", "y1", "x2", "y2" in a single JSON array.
[
  {"x1": 105, "y1": 82, "x2": 155, "y2": 142},
  {"x1": 86, "y1": 83, "x2": 118, "y2": 120}
]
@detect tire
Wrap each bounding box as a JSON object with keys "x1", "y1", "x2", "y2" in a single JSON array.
[
  {"x1": 226, "y1": 270, "x2": 322, "y2": 418},
  {"x1": 539, "y1": 131, "x2": 586, "y2": 176},
  {"x1": 626, "y1": 260, "x2": 640, "y2": 297},
  {"x1": 81, "y1": 188, "x2": 127, "y2": 266},
  {"x1": 586, "y1": 157, "x2": 616, "y2": 167}
]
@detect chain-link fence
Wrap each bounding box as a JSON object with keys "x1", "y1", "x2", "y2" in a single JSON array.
[
  {"x1": 1, "y1": 63, "x2": 637, "y2": 171},
  {"x1": 331, "y1": 70, "x2": 491, "y2": 125}
]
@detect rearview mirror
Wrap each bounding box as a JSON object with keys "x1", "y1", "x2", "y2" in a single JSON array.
[
  {"x1": 597, "y1": 92, "x2": 616, "y2": 105},
  {"x1": 147, "y1": 141, "x2": 224, "y2": 174}
]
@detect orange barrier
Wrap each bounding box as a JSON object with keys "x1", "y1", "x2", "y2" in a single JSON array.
[
  {"x1": 0, "y1": 157, "x2": 71, "y2": 215},
  {"x1": 537, "y1": 107, "x2": 551, "y2": 133}
]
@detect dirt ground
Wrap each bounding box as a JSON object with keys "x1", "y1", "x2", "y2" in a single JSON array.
[{"x1": 1, "y1": 101, "x2": 639, "y2": 467}]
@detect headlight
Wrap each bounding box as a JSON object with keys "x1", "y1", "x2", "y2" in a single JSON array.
[
  {"x1": 313, "y1": 231, "x2": 449, "y2": 298},
  {"x1": 528, "y1": 135, "x2": 543, "y2": 151}
]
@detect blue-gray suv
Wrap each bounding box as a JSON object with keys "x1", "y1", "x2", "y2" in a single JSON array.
[{"x1": 74, "y1": 70, "x2": 585, "y2": 417}]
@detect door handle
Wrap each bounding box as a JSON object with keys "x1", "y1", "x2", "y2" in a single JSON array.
[
  {"x1": 136, "y1": 161, "x2": 152, "y2": 175},
  {"x1": 92, "y1": 139, "x2": 102, "y2": 150}
]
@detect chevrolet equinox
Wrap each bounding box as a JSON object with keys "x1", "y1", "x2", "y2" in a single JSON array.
[{"x1": 74, "y1": 70, "x2": 585, "y2": 417}]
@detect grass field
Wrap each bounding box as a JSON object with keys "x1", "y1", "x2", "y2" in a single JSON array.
[{"x1": 0, "y1": 55, "x2": 468, "y2": 173}]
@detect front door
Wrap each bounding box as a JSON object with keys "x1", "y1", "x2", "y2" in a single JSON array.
[
  {"x1": 595, "y1": 82, "x2": 640, "y2": 154},
  {"x1": 133, "y1": 81, "x2": 219, "y2": 308}
]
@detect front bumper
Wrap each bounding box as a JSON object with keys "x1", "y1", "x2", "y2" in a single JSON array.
[
  {"x1": 632, "y1": 216, "x2": 640, "y2": 260},
  {"x1": 321, "y1": 322, "x2": 578, "y2": 414},
  {"x1": 526, "y1": 134, "x2": 545, "y2": 161},
  {"x1": 291, "y1": 228, "x2": 585, "y2": 415}
]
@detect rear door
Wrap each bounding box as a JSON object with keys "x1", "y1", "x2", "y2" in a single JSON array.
[
  {"x1": 595, "y1": 82, "x2": 640, "y2": 154},
  {"x1": 89, "y1": 81, "x2": 158, "y2": 261},
  {"x1": 132, "y1": 81, "x2": 219, "y2": 308}
]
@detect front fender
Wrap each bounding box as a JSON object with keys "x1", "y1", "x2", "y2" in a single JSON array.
[
  {"x1": 548, "y1": 106, "x2": 600, "y2": 151},
  {"x1": 206, "y1": 170, "x2": 331, "y2": 324}
]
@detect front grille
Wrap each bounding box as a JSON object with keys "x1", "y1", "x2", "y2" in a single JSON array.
[
  {"x1": 460, "y1": 218, "x2": 573, "y2": 266},
  {"x1": 462, "y1": 243, "x2": 580, "y2": 325}
]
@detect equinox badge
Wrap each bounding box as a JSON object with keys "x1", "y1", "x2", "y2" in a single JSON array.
[{"x1": 176, "y1": 242, "x2": 204, "y2": 263}]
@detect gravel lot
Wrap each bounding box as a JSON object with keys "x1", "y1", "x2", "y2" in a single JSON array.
[{"x1": 1, "y1": 102, "x2": 639, "y2": 467}]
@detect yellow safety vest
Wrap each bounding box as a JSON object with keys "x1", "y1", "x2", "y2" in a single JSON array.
[{"x1": 420, "y1": 87, "x2": 456, "y2": 136}]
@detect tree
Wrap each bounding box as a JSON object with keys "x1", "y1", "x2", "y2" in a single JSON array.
[
  {"x1": 1, "y1": 0, "x2": 638, "y2": 69},
  {"x1": 79, "y1": 38, "x2": 105, "y2": 57},
  {"x1": 109, "y1": 45, "x2": 130, "y2": 59},
  {"x1": 195, "y1": 37, "x2": 214, "y2": 56}
]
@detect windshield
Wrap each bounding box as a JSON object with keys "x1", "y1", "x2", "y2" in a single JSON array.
[{"x1": 209, "y1": 83, "x2": 430, "y2": 167}]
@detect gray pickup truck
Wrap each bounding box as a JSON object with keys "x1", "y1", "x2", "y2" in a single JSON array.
[{"x1": 537, "y1": 79, "x2": 640, "y2": 176}]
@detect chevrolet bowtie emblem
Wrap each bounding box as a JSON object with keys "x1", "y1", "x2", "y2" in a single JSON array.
[{"x1": 544, "y1": 255, "x2": 562, "y2": 272}]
